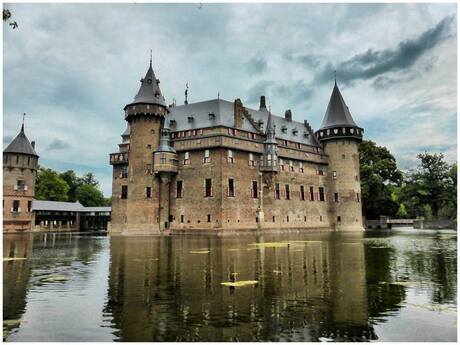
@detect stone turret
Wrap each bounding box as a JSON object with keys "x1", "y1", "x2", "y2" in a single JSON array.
[
  {"x1": 260, "y1": 108, "x2": 278, "y2": 173},
  {"x1": 315, "y1": 81, "x2": 364, "y2": 231},
  {"x1": 3, "y1": 122, "x2": 39, "y2": 232},
  {"x1": 113, "y1": 57, "x2": 170, "y2": 235}
]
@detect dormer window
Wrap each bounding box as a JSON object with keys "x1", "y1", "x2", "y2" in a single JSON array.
[
  {"x1": 303, "y1": 132, "x2": 309, "y2": 138},
  {"x1": 258, "y1": 120, "x2": 264, "y2": 129},
  {"x1": 209, "y1": 113, "x2": 215, "y2": 119},
  {"x1": 281, "y1": 125, "x2": 287, "y2": 133},
  {"x1": 147, "y1": 78, "x2": 152, "y2": 84},
  {"x1": 188, "y1": 116, "x2": 194, "y2": 122},
  {"x1": 169, "y1": 119, "x2": 176, "y2": 127},
  {"x1": 292, "y1": 128, "x2": 298, "y2": 135}
]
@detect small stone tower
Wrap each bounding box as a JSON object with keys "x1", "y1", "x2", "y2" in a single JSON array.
[
  {"x1": 121, "y1": 59, "x2": 169, "y2": 234},
  {"x1": 3, "y1": 122, "x2": 39, "y2": 232},
  {"x1": 315, "y1": 81, "x2": 364, "y2": 231}
]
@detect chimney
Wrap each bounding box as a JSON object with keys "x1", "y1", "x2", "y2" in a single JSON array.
[
  {"x1": 233, "y1": 99, "x2": 244, "y2": 129},
  {"x1": 31, "y1": 141, "x2": 35, "y2": 149},
  {"x1": 259, "y1": 96, "x2": 266, "y2": 110},
  {"x1": 285, "y1": 109, "x2": 292, "y2": 122}
]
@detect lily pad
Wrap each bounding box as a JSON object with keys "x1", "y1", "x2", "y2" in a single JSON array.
[
  {"x1": 221, "y1": 280, "x2": 258, "y2": 287},
  {"x1": 190, "y1": 250, "x2": 210, "y2": 254},
  {"x1": 40, "y1": 275, "x2": 69, "y2": 283},
  {"x1": 249, "y1": 242, "x2": 289, "y2": 248},
  {"x1": 273, "y1": 270, "x2": 282, "y2": 274}
]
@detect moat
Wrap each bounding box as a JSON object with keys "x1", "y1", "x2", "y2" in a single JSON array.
[{"x1": 3, "y1": 229, "x2": 457, "y2": 342}]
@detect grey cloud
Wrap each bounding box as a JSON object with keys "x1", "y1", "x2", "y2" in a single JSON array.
[
  {"x1": 315, "y1": 15, "x2": 455, "y2": 85},
  {"x1": 246, "y1": 57, "x2": 267, "y2": 75},
  {"x1": 246, "y1": 80, "x2": 274, "y2": 105},
  {"x1": 372, "y1": 72, "x2": 418, "y2": 89},
  {"x1": 47, "y1": 139, "x2": 71, "y2": 150},
  {"x1": 3, "y1": 135, "x2": 14, "y2": 147}
]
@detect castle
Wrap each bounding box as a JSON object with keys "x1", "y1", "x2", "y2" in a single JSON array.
[{"x1": 109, "y1": 60, "x2": 364, "y2": 235}]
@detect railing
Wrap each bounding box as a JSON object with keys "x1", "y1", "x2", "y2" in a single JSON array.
[
  {"x1": 110, "y1": 152, "x2": 129, "y2": 165},
  {"x1": 13, "y1": 185, "x2": 28, "y2": 192}
]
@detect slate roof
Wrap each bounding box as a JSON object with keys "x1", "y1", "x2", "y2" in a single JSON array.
[
  {"x1": 126, "y1": 62, "x2": 166, "y2": 108},
  {"x1": 167, "y1": 99, "x2": 319, "y2": 147},
  {"x1": 32, "y1": 200, "x2": 84, "y2": 212},
  {"x1": 319, "y1": 82, "x2": 358, "y2": 130},
  {"x1": 3, "y1": 124, "x2": 39, "y2": 157},
  {"x1": 32, "y1": 200, "x2": 111, "y2": 213}
]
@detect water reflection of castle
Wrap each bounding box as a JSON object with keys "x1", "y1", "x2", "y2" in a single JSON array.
[{"x1": 104, "y1": 233, "x2": 377, "y2": 341}]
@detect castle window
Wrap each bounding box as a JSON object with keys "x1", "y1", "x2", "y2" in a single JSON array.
[
  {"x1": 317, "y1": 168, "x2": 324, "y2": 176},
  {"x1": 249, "y1": 153, "x2": 255, "y2": 166},
  {"x1": 12, "y1": 200, "x2": 20, "y2": 213},
  {"x1": 147, "y1": 144, "x2": 151, "y2": 149},
  {"x1": 333, "y1": 171, "x2": 337, "y2": 179},
  {"x1": 16, "y1": 179, "x2": 26, "y2": 191},
  {"x1": 227, "y1": 150, "x2": 234, "y2": 163},
  {"x1": 228, "y1": 128, "x2": 236, "y2": 136},
  {"x1": 176, "y1": 180, "x2": 183, "y2": 198},
  {"x1": 357, "y1": 193, "x2": 360, "y2": 203},
  {"x1": 285, "y1": 184, "x2": 290, "y2": 200},
  {"x1": 279, "y1": 158, "x2": 284, "y2": 171},
  {"x1": 146, "y1": 187, "x2": 152, "y2": 198},
  {"x1": 296, "y1": 143, "x2": 301, "y2": 149},
  {"x1": 16, "y1": 155, "x2": 19, "y2": 164},
  {"x1": 319, "y1": 187, "x2": 325, "y2": 201},
  {"x1": 342, "y1": 154, "x2": 346, "y2": 159},
  {"x1": 160, "y1": 154, "x2": 166, "y2": 164},
  {"x1": 192, "y1": 130, "x2": 197, "y2": 136},
  {"x1": 284, "y1": 139, "x2": 288, "y2": 146},
  {"x1": 300, "y1": 185, "x2": 305, "y2": 201},
  {"x1": 337, "y1": 216, "x2": 341, "y2": 222},
  {"x1": 27, "y1": 157, "x2": 30, "y2": 166},
  {"x1": 289, "y1": 160, "x2": 294, "y2": 172},
  {"x1": 309, "y1": 186, "x2": 314, "y2": 201},
  {"x1": 121, "y1": 166, "x2": 128, "y2": 178},
  {"x1": 180, "y1": 215, "x2": 184, "y2": 223},
  {"x1": 204, "y1": 178, "x2": 213, "y2": 197},
  {"x1": 273, "y1": 216, "x2": 276, "y2": 222},
  {"x1": 183, "y1": 152, "x2": 190, "y2": 165},
  {"x1": 203, "y1": 149, "x2": 211, "y2": 163},
  {"x1": 334, "y1": 192, "x2": 339, "y2": 203},
  {"x1": 227, "y1": 178, "x2": 235, "y2": 197},
  {"x1": 274, "y1": 183, "x2": 281, "y2": 200},
  {"x1": 207, "y1": 214, "x2": 211, "y2": 223},
  {"x1": 299, "y1": 162, "x2": 304, "y2": 173},
  {"x1": 251, "y1": 181, "x2": 258, "y2": 199},
  {"x1": 197, "y1": 129, "x2": 203, "y2": 135},
  {"x1": 27, "y1": 200, "x2": 32, "y2": 213},
  {"x1": 187, "y1": 131, "x2": 192, "y2": 137},
  {"x1": 121, "y1": 186, "x2": 128, "y2": 199},
  {"x1": 282, "y1": 126, "x2": 287, "y2": 134},
  {"x1": 320, "y1": 216, "x2": 323, "y2": 222}
]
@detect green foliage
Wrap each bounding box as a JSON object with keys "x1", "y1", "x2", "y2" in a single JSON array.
[
  {"x1": 35, "y1": 168, "x2": 69, "y2": 201},
  {"x1": 359, "y1": 140, "x2": 403, "y2": 219},
  {"x1": 399, "y1": 153, "x2": 456, "y2": 220},
  {"x1": 3, "y1": 9, "x2": 18, "y2": 29},
  {"x1": 35, "y1": 167, "x2": 109, "y2": 207},
  {"x1": 75, "y1": 184, "x2": 106, "y2": 207}
]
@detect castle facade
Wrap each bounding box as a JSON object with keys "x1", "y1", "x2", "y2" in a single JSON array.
[{"x1": 109, "y1": 61, "x2": 364, "y2": 235}]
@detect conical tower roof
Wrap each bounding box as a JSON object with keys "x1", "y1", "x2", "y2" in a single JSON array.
[
  {"x1": 4, "y1": 124, "x2": 38, "y2": 157},
  {"x1": 264, "y1": 108, "x2": 277, "y2": 144},
  {"x1": 127, "y1": 60, "x2": 166, "y2": 108},
  {"x1": 319, "y1": 82, "x2": 358, "y2": 130}
]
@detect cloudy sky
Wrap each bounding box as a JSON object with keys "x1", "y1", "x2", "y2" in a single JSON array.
[{"x1": 3, "y1": 3, "x2": 457, "y2": 196}]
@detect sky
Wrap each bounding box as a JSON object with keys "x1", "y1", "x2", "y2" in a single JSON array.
[{"x1": 3, "y1": 3, "x2": 457, "y2": 196}]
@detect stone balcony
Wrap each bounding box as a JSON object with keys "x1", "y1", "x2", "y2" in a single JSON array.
[
  {"x1": 153, "y1": 153, "x2": 179, "y2": 174},
  {"x1": 110, "y1": 152, "x2": 129, "y2": 165}
]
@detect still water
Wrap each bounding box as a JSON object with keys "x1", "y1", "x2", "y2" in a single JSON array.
[{"x1": 3, "y1": 229, "x2": 457, "y2": 342}]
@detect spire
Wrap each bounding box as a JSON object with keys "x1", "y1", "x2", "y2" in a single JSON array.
[
  {"x1": 21, "y1": 112, "x2": 25, "y2": 132},
  {"x1": 128, "y1": 58, "x2": 166, "y2": 108},
  {"x1": 4, "y1": 121, "x2": 38, "y2": 157},
  {"x1": 264, "y1": 105, "x2": 277, "y2": 144},
  {"x1": 319, "y1": 81, "x2": 358, "y2": 130},
  {"x1": 149, "y1": 49, "x2": 152, "y2": 67}
]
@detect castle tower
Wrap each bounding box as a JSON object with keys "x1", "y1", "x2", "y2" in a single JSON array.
[
  {"x1": 3, "y1": 122, "x2": 39, "y2": 232},
  {"x1": 121, "y1": 59, "x2": 169, "y2": 234},
  {"x1": 315, "y1": 81, "x2": 364, "y2": 231},
  {"x1": 153, "y1": 120, "x2": 178, "y2": 232}
]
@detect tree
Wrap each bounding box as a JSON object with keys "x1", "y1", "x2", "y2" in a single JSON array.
[
  {"x1": 359, "y1": 140, "x2": 403, "y2": 219},
  {"x1": 60, "y1": 170, "x2": 80, "y2": 202},
  {"x1": 3, "y1": 9, "x2": 18, "y2": 29},
  {"x1": 400, "y1": 153, "x2": 456, "y2": 219},
  {"x1": 35, "y1": 168, "x2": 70, "y2": 201},
  {"x1": 75, "y1": 184, "x2": 106, "y2": 207},
  {"x1": 80, "y1": 172, "x2": 99, "y2": 187}
]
